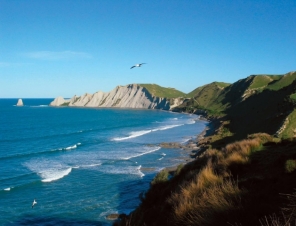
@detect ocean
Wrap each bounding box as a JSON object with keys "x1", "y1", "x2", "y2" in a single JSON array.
[{"x1": 0, "y1": 98, "x2": 206, "y2": 225}]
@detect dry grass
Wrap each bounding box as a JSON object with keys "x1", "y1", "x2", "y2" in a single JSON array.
[
  {"x1": 170, "y1": 175, "x2": 242, "y2": 225},
  {"x1": 118, "y1": 133, "x2": 285, "y2": 226},
  {"x1": 168, "y1": 133, "x2": 274, "y2": 226}
]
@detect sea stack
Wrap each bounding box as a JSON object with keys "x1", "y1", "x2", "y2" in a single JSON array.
[{"x1": 16, "y1": 99, "x2": 24, "y2": 106}]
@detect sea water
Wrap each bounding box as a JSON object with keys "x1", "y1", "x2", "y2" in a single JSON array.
[{"x1": 0, "y1": 99, "x2": 206, "y2": 225}]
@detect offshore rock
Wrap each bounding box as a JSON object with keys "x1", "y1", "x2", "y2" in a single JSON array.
[{"x1": 16, "y1": 99, "x2": 24, "y2": 106}]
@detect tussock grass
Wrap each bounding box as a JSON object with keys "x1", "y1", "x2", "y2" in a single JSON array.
[
  {"x1": 118, "y1": 133, "x2": 296, "y2": 226},
  {"x1": 169, "y1": 162, "x2": 242, "y2": 226},
  {"x1": 166, "y1": 135, "x2": 271, "y2": 225},
  {"x1": 259, "y1": 192, "x2": 296, "y2": 226}
]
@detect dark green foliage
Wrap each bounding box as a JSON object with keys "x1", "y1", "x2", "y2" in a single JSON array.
[
  {"x1": 290, "y1": 93, "x2": 296, "y2": 101},
  {"x1": 285, "y1": 159, "x2": 296, "y2": 173},
  {"x1": 175, "y1": 164, "x2": 183, "y2": 176},
  {"x1": 151, "y1": 169, "x2": 169, "y2": 185}
]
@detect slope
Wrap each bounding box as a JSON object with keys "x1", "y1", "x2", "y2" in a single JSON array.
[{"x1": 139, "y1": 84, "x2": 187, "y2": 98}]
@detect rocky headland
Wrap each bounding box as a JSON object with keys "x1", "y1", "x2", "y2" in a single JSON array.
[{"x1": 50, "y1": 84, "x2": 181, "y2": 110}]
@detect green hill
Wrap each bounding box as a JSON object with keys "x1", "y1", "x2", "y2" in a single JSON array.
[
  {"x1": 266, "y1": 71, "x2": 296, "y2": 91},
  {"x1": 116, "y1": 71, "x2": 296, "y2": 226},
  {"x1": 139, "y1": 84, "x2": 187, "y2": 98},
  {"x1": 173, "y1": 72, "x2": 296, "y2": 140},
  {"x1": 187, "y1": 82, "x2": 230, "y2": 98}
]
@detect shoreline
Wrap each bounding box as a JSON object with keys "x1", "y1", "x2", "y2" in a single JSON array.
[
  {"x1": 162, "y1": 116, "x2": 216, "y2": 174},
  {"x1": 108, "y1": 115, "x2": 220, "y2": 221}
]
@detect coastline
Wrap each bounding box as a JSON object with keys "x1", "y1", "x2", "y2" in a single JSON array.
[
  {"x1": 161, "y1": 115, "x2": 217, "y2": 174},
  {"x1": 108, "y1": 115, "x2": 220, "y2": 222}
]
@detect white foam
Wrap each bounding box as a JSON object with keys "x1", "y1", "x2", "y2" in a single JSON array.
[
  {"x1": 80, "y1": 163, "x2": 102, "y2": 168},
  {"x1": 112, "y1": 130, "x2": 152, "y2": 141},
  {"x1": 30, "y1": 105, "x2": 48, "y2": 107},
  {"x1": 24, "y1": 160, "x2": 73, "y2": 183},
  {"x1": 161, "y1": 153, "x2": 166, "y2": 156},
  {"x1": 4, "y1": 187, "x2": 11, "y2": 191},
  {"x1": 41, "y1": 167, "x2": 72, "y2": 182},
  {"x1": 113, "y1": 124, "x2": 183, "y2": 141},
  {"x1": 158, "y1": 157, "x2": 164, "y2": 161},
  {"x1": 181, "y1": 138, "x2": 191, "y2": 144},
  {"x1": 187, "y1": 120, "x2": 196, "y2": 124},
  {"x1": 121, "y1": 147, "x2": 161, "y2": 160},
  {"x1": 152, "y1": 124, "x2": 183, "y2": 131},
  {"x1": 65, "y1": 144, "x2": 77, "y2": 150},
  {"x1": 137, "y1": 165, "x2": 145, "y2": 177},
  {"x1": 100, "y1": 165, "x2": 144, "y2": 177}
]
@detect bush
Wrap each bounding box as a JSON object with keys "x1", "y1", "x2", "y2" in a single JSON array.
[
  {"x1": 151, "y1": 169, "x2": 169, "y2": 185},
  {"x1": 175, "y1": 164, "x2": 184, "y2": 176},
  {"x1": 285, "y1": 159, "x2": 296, "y2": 173}
]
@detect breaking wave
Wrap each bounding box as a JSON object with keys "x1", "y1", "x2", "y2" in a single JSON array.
[
  {"x1": 112, "y1": 124, "x2": 183, "y2": 141},
  {"x1": 121, "y1": 147, "x2": 161, "y2": 160},
  {"x1": 41, "y1": 167, "x2": 72, "y2": 183}
]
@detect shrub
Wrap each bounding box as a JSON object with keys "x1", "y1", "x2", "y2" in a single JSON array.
[
  {"x1": 285, "y1": 160, "x2": 296, "y2": 173},
  {"x1": 151, "y1": 169, "x2": 169, "y2": 185},
  {"x1": 175, "y1": 164, "x2": 184, "y2": 176}
]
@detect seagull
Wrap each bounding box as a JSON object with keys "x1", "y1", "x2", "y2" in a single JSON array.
[
  {"x1": 130, "y1": 63, "x2": 146, "y2": 69},
  {"x1": 32, "y1": 199, "x2": 37, "y2": 208}
]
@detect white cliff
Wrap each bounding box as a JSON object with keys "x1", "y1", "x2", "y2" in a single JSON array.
[
  {"x1": 49, "y1": 96, "x2": 70, "y2": 106},
  {"x1": 50, "y1": 84, "x2": 176, "y2": 110}
]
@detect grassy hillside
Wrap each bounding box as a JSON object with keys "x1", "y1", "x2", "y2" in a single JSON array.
[
  {"x1": 117, "y1": 134, "x2": 296, "y2": 226},
  {"x1": 115, "y1": 71, "x2": 296, "y2": 226},
  {"x1": 187, "y1": 82, "x2": 230, "y2": 98},
  {"x1": 173, "y1": 72, "x2": 296, "y2": 140},
  {"x1": 139, "y1": 84, "x2": 187, "y2": 98},
  {"x1": 267, "y1": 71, "x2": 296, "y2": 91}
]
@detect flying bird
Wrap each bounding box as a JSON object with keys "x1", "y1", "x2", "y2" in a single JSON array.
[
  {"x1": 32, "y1": 199, "x2": 37, "y2": 208},
  {"x1": 130, "y1": 63, "x2": 146, "y2": 69}
]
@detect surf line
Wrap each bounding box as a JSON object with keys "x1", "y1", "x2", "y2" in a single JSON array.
[{"x1": 112, "y1": 124, "x2": 183, "y2": 141}]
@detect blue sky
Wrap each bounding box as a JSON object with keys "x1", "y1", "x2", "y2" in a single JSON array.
[{"x1": 0, "y1": 0, "x2": 295, "y2": 98}]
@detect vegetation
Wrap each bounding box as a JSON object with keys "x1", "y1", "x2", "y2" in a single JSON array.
[
  {"x1": 280, "y1": 109, "x2": 296, "y2": 139},
  {"x1": 114, "y1": 71, "x2": 296, "y2": 226},
  {"x1": 173, "y1": 71, "x2": 296, "y2": 140},
  {"x1": 187, "y1": 81, "x2": 230, "y2": 98},
  {"x1": 285, "y1": 159, "x2": 296, "y2": 173},
  {"x1": 60, "y1": 102, "x2": 70, "y2": 106},
  {"x1": 290, "y1": 93, "x2": 296, "y2": 101},
  {"x1": 267, "y1": 72, "x2": 296, "y2": 91},
  {"x1": 175, "y1": 163, "x2": 183, "y2": 176},
  {"x1": 151, "y1": 169, "x2": 169, "y2": 185},
  {"x1": 139, "y1": 84, "x2": 187, "y2": 98},
  {"x1": 112, "y1": 98, "x2": 122, "y2": 106},
  {"x1": 117, "y1": 134, "x2": 296, "y2": 226}
]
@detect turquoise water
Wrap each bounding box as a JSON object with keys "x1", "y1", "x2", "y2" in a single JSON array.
[{"x1": 0, "y1": 99, "x2": 206, "y2": 225}]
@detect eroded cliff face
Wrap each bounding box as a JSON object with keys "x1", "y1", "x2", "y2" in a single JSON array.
[{"x1": 50, "y1": 84, "x2": 175, "y2": 110}]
